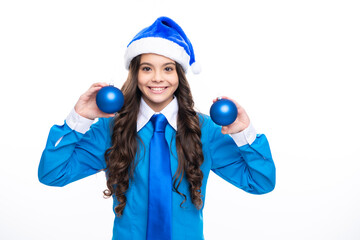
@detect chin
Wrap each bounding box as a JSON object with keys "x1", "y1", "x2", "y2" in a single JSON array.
[{"x1": 145, "y1": 95, "x2": 173, "y2": 109}]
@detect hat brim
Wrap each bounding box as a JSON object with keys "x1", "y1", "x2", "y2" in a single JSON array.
[{"x1": 124, "y1": 37, "x2": 190, "y2": 73}]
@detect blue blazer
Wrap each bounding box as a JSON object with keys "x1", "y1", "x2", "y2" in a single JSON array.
[{"x1": 38, "y1": 114, "x2": 275, "y2": 240}]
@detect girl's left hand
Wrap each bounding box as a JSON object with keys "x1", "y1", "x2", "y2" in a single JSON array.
[{"x1": 212, "y1": 96, "x2": 250, "y2": 135}]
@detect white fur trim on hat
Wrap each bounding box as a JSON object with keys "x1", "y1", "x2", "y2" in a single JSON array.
[
  {"x1": 191, "y1": 61, "x2": 201, "y2": 74},
  {"x1": 124, "y1": 37, "x2": 190, "y2": 72}
]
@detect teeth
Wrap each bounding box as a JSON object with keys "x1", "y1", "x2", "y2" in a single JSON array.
[{"x1": 150, "y1": 87, "x2": 166, "y2": 91}]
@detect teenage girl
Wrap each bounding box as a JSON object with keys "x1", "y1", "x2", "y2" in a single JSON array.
[{"x1": 38, "y1": 16, "x2": 275, "y2": 240}]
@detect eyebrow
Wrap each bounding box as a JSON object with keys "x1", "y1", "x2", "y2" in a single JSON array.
[{"x1": 139, "y1": 62, "x2": 176, "y2": 67}]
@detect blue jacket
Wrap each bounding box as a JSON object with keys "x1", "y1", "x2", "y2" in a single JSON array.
[{"x1": 38, "y1": 113, "x2": 275, "y2": 240}]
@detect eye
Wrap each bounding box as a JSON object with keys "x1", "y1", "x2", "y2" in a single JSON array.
[
  {"x1": 164, "y1": 66, "x2": 174, "y2": 72},
  {"x1": 142, "y1": 66, "x2": 151, "y2": 72}
]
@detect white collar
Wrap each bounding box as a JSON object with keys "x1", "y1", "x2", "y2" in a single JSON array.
[{"x1": 137, "y1": 96, "x2": 178, "y2": 132}]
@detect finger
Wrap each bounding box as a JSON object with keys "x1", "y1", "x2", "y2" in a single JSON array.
[
  {"x1": 88, "y1": 86, "x2": 103, "y2": 95},
  {"x1": 81, "y1": 86, "x2": 102, "y2": 100},
  {"x1": 223, "y1": 96, "x2": 243, "y2": 110},
  {"x1": 90, "y1": 82, "x2": 109, "y2": 88},
  {"x1": 221, "y1": 126, "x2": 228, "y2": 134},
  {"x1": 85, "y1": 83, "x2": 108, "y2": 95},
  {"x1": 220, "y1": 96, "x2": 235, "y2": 103},
  {"x1": 213, "y1": 96, "x2": 226, "y2": 103},
  {"x1": 82, "y1": 83, "x2": 108, "y2": 97},
  {"x1": 212, "y1": 96, "x2": 241, "y2": 109},
  {"x1": 87, "y1": 82, "x2": 110, "y2": 95}
]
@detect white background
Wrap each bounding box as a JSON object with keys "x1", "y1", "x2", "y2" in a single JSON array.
[{"x1": 1, "y1": 0, "x2": 360, "y2": 239}]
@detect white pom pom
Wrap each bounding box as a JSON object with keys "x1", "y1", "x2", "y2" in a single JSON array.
[{"x1": 191, "y1": 62, "x2": 201, "y2": 74}]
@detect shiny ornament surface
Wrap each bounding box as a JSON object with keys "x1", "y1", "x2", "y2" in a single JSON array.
[
  {"x1": 210, "y1": 99, "x2": 238, "y2": 126},
  {"x1": 96, "y1": 86, "x2": 124, "y2": 114}
]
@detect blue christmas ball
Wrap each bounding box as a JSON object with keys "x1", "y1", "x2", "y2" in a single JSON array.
[
  {"x1": 96, "y1": 86, "x2": 124, "y2": 114},
  {"x1": 210, "y1": 99, "x2": 238, "y2": 126}
]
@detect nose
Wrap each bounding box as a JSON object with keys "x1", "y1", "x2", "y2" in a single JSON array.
[{"x1": 152, "y1": 70, "x2": 163, "y2": 82}]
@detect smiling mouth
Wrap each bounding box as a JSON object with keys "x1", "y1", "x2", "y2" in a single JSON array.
[{"x1": 148, "y1": 87, "x2": 168, "y2": 93}]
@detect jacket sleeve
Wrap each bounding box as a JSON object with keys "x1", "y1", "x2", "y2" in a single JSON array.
[
  {"x1": 207, "y1": 118, "x2": 276, "y2": 194},
  {"x1": 38, "y1": 116, "x2": 111, "y2": 187}
]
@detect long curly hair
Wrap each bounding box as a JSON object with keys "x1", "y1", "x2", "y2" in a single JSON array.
[{"x1": 104, "y1": 55, "x2": 204, "y2": 216}]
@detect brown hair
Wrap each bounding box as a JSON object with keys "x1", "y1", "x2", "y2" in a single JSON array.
[{"x1": 104, "y1": 55, "x2": 204, "y2": 216}]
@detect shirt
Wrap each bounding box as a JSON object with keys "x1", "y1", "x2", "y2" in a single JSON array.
[{"x1": 38, "y1": 97, "x2": 275, "y2": 240}]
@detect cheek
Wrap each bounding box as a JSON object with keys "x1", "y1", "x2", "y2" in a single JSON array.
[
  {"x1": 170, "y1": 75, "x2": 179, "y2": 87},
  {"x1": 137, "y1": 74, "x2": 147, "y2": 89}
]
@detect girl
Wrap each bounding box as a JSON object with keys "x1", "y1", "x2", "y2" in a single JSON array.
[{"x1": 38, "y1": 16, "x2": 276, "y2": 240}]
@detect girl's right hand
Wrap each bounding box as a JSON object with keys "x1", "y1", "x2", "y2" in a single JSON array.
[{"x1": 74, "y1": 82, "x2": 116, "y2": 120}]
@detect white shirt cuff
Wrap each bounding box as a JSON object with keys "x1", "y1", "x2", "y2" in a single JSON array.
[
  {"x1": 230, "y1": 122, "x2": 257, "y2": 147},
  {"x1": 65, "y1": 108, "x2": 94, "y2": 134}
]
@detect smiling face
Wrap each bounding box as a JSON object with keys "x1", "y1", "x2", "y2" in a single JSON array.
[{"x1": 137, "y1": 53, "x2": 179, "y2": 112}]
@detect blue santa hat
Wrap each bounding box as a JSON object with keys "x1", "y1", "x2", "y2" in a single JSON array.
[{"x1": 124, "y1": 16, "x2": 201, "y2": 74}]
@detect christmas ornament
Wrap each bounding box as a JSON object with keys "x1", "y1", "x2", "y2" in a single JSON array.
[
  {"x1": 210, "y1": 99, "x2": 238, "y2": 126},
  {"x1": 96, "y1": 86, "x2": 124, "y2": 114}
]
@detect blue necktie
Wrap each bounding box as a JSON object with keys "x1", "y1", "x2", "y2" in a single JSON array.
[{"x1": 147, "y1": 113, "x2": 172, "y2": 240}]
